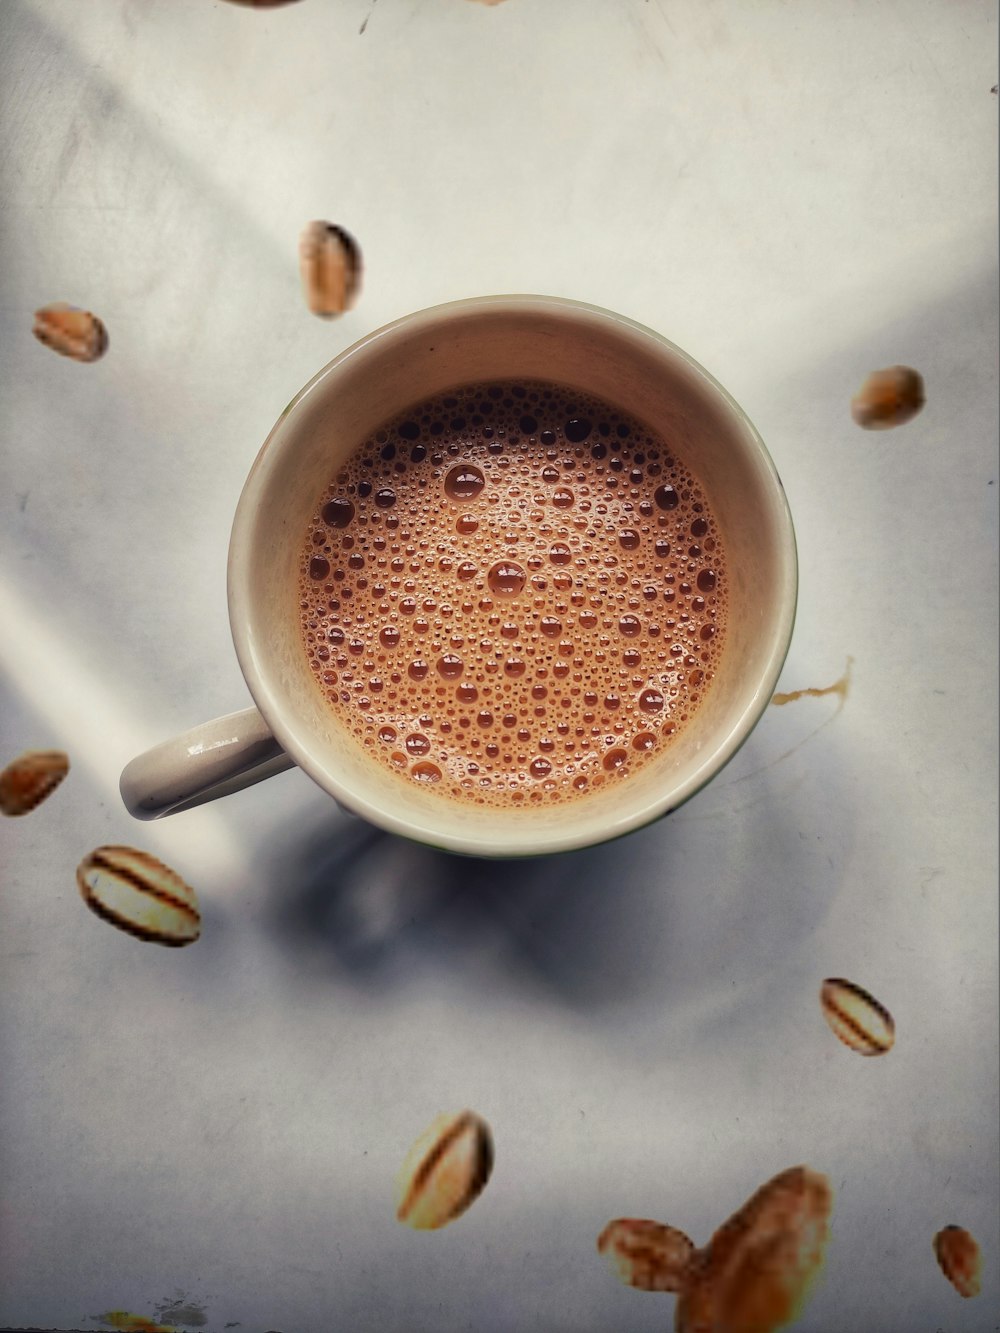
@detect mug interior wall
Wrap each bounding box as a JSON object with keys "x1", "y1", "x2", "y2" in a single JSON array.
[{"x1": 235, "y1": 301, "x2": 794, "y2": 854}]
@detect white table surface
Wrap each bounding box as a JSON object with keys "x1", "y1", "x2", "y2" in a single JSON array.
[{"x1": 1, "y1": 2, "x2": 997, "y2": 1331}]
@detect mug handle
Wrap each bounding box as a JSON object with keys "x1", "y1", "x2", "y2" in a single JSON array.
[{"x1": 120, "y1": 706, "x2": 296, "y2": 819}]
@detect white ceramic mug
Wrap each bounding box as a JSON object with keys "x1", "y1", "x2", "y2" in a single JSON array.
[{"x1": 120, "y1": 295, "x2": 797, "y2": 856}]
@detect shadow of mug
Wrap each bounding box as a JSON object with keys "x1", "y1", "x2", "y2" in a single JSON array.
[{"x1": 260, "y1": 712, "x2": 849, "y2": 1024}]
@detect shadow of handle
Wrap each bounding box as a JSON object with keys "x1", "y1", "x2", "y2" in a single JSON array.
[{"x1": 120, "y1": 706, "x2": 297, "y2": 819}]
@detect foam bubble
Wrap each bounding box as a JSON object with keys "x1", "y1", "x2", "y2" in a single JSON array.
[{"x1": 299, "y1": 379, "x2": 728, "y2": 808}]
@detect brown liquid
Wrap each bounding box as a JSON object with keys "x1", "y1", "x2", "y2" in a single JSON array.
[{"x1": 298, "y1": 380, "x2": 728, "y2": 808}]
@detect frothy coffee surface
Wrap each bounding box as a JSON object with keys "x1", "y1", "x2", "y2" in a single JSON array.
[{"x1": 299, "y1": 381, "x2": 727, "y2": 807}]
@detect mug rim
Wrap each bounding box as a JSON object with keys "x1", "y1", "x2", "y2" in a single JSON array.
[{"x1": 228, "y1": 294, "x2": 798, "y2": 856}]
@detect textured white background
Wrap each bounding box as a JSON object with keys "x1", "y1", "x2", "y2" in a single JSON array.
[{"x1": 0, "y1": 2, "x2": 997, "y2": 1330}]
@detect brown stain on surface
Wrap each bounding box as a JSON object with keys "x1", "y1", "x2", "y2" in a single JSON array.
[
  {"x1": 772, "y1": 657, "x2": 853, "y2": 708},
  {"x1": 677, "y1": 657, "x2": 855, "y2": 815}
]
